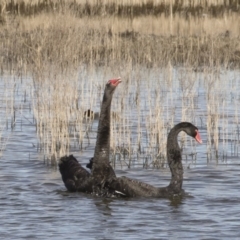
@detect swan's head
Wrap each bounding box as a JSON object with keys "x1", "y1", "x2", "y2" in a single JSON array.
[
  {"x1": 107, "y1": 78, "x2": 122, "y2": 87},
  {"x1": 105, "y1": 78, "x2": 122, "y2": 95},
  {"x1": 177, "y1": 122, "x2": 202, "y2": 144}
]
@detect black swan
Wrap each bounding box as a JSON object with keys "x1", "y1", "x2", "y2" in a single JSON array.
[
  {"x1": 105, "y1": 122, "x2": 202, "y2": 198},
  {"x1": 91, "y1": 78, "x2": 122, "y2": 195},
  {"x1": 58, "y1": 78, "x2": 121, "y2": 193}
]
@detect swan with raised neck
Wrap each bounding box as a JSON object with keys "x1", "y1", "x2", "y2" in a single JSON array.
[
  {"x1": 91, "y1": 78, "x2": 122, "y2": 195},
  {"x1": 58, "y1": 78, "x2": 121, "y2": 194}
]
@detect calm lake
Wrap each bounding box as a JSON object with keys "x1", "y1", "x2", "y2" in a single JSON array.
[{"x1": 0, "y1": 68, "x2": 240, "y2": 239}]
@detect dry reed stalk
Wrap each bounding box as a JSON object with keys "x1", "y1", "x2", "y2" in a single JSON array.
[
  {"x1": 205, "y1": 69, "x2": 221, "y2": 160},
  {"x1": 177, "y1": 69, "x2": 198, "y2": 158},
  {"x1": 232, "y1": 77, "x2": 240, "y2": 156},
  {"x1": 110, "y1": 74, "x2": 133, "y2": 168},
  {"x1": 137, "y1": 69, "x2": 166, "y2": 167}
]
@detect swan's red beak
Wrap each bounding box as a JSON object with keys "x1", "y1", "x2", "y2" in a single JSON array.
[
  {"x1": 108, "y1": 77, "x2": 122, "y2": 86},
  {"x1": 195, "y1": 130, "x2": 202, "y2": 144}
]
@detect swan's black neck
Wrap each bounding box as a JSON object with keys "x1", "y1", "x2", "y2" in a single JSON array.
[
  {"x1": 92, "y1": 87, "x2": 113, "y2": 174},
  {"x1": 167, "y1": 125, "x2": 184, "y2": 193}
]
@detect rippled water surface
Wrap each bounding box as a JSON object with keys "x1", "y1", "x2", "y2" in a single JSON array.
[{"x1": 1, "y1": 70, "x2": 240, "y2": 239}]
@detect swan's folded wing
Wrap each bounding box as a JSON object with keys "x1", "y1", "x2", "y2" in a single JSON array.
[
  {"x1": 59, "y1": 155, "x2": 92, "y2": 192},
  {"x1": 108, "y1": 176, "x2": 161, "y2": 197}
]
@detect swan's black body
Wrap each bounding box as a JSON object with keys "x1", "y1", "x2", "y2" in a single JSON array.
[
  {"x1": 58, "y1": 79, "x2": 121, "y2": 194},
  {"x1": 106, "y1": 122, "x2": 202, "y2": 198}
]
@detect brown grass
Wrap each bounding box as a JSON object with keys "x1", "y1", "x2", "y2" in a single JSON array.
[{"x1": 1, "y1": 10, "x2": 240, "y2": 73}]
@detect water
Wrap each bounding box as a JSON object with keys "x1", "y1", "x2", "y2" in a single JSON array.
[{"x1": 1, "y1": 69, "x2": 240, "y2": 239}]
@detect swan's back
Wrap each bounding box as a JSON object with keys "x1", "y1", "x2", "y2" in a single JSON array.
[{"x1": 109, "y1": 176, "x2": 163, "y2": 197}]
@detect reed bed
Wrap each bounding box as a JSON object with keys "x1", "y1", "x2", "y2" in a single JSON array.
[
  {"x1": 1, "y1": 64, "x2": 240, "y2": 167},
  {"x1": 1, "y1": 0, "x2": 240, "y2": 19},
  {"x1": 1, "y1": 1, "x2": 240, "y2": 166},
  {"x1": 1, "y1": 11, "x2": 240, "y2": 71}
]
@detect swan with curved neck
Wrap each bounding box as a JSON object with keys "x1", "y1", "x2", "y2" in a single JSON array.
[
  {"x1": 58, "y1": 78, "x2": 121, "y2": 193},
  {"x1": 107, "y1": 122, "x2": 202, "y2": 197}
]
